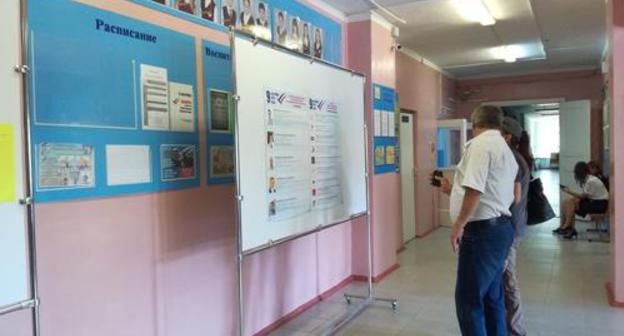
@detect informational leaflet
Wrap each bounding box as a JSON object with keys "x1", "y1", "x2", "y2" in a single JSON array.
[
  {"x1": 265, "y1": 89, "x2": 343, "y2": 221},
  {"x1": 210, "y1": 145, "x2": 235, "y2": 178},
  {"x1": 38, "y1": 143, "x2": 95, "y2": 189},
  {"x1": 374, "y1": 110, "x2": 381, "y2": 136},
  {"x1": 106, "y1": 145, "x2": 151, "y2": 186},
  {"x1": 161, "y1": 144, "x2": 196, "y2": 181},
  {"x1": 388, "y1": 112, "x2": 396, "y2": 137},
  {"x1": 210, "y1": 90, "x2": 231, "y2": 133},
  {"x1": 169, "y1": 82, "x2": 195, "y2": 132},
  {"x1": 265, "y1": 89, "x2": 313, "y2": 221},
  {"x1": 141, "y1": 64, "x2": 170, "y2": 130},
  {"x1": 310, "y1": 99, "x2": 343, "y2": 210},
  {"x1": 0, "y1": 124, "x2": 16, "y2": 202}
]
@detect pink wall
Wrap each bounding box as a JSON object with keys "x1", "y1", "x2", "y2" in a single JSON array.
[
  {"x1": 608, "y1": 0, "x2": 624, "y2": 304},
  {"x1": 395, "y1": 53, "x2": 449, "y2": 238},
  {"x1": 0, "y1": 1, "x2": 355, "y2": 335},
  {"x1": 455, "y1": 70, "x2": 604, "y2": 161},
  {"x1": 346, "y1": 19, "x2": 401, "y2": 278}
]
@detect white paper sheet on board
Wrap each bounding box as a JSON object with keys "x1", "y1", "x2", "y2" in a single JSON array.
[
  {"x1": 106, "y1": 145, "x2": 151, "y2": 186},
  {"x1": 140, "y1": 64, "x2": 170, "y2": 130},
  {"x1": 374, "y1": 110, "x2": 381, "y2": 136},
  {"x1": 169, "y1": 82, "x2": 195, "y2": 132},
  {"x1": 388, "y1": 112, "x2": 395, "y2": 137},
  {"x1": 381, "y1": 111, "x2": 389, "y2": 136}
]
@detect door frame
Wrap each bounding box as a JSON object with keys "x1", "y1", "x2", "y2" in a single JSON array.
[{"x1": 399, "y1": 109, "x2": 416, "y2": 246}]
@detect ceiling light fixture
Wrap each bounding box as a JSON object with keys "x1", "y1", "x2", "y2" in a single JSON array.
[
  {"x1": 492, "y1": 45, "x2": 519, "y2": 63},
  {"x1": 502, "y1": 46, "x2": 518, "y2": 63},
  {"x1": 455, "y1": 0, "x2": 496, "y2": 26}
]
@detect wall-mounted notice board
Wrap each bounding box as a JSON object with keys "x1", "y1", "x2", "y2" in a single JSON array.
[
  {"x1": 233, "y1": 35, "x2": 367, "y2": 252},
  {"x1": 28, "y1": 0, "x2": 200, "y2": 202},
  {"x1": 373, "y1": 84, "x2": 399, "y2": 175}
]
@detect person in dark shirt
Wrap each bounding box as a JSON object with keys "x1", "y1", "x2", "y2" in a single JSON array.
[
  {"x1": 256, "y1": 2, "x2": 269, "y2": 27},
  {"x1": 240, "y1": 0, "x2": 255, "y2": 27},
  {"x1": 313, "y1": 27, "x2": 323, "y2": 58},
  {"x1": 176, "y1": 0, "x2": 195, "y2": 14},
  {"x1": 222, "y1": 0, "x2": 237, "y2": 27},
  {"x1": 201, "y1": 0, "x2": 217, "y2": 21},
  {"x1": 302, "y1": 22, "x2": 311, "y2": 55}
]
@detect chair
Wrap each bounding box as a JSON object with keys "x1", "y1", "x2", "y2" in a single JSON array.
[{"x1": 586, "y1": 213, "x2": 610, "y2": 243}]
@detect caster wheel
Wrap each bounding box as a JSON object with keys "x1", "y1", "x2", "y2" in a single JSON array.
[
  {"x1": 345, "y1": 297, "x2": 352, "y2": 305},
  {"x1": 391, "y1": 301, "x2": 398, "y2": 311}
]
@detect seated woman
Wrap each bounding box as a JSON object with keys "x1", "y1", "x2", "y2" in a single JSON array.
[
  {"x1": 587, "y1": 160, "x2": 609, "y2": 190},
  {"x1": 553, "y1": 161, "x2": 609, "y2": 239}
]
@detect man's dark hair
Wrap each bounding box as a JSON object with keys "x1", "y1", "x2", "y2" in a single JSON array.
[{"x1": 471, "y1": 105, "x2": 503, "y2": 129}]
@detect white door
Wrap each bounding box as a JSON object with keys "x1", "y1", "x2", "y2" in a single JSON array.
[
  {"x1": 559, "y1": 100, "x2": 591, "y2": 192},
  {"x1": 0, "y1": 0, "x2": 31, "y2": 319},
  {"x1": 400, "y1": 113, "x2": 416, "y2": 243}
]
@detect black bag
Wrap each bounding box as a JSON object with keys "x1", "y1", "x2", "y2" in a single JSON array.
[{"x1": 527, "y1": 177, "x2": 556, "y2": 225}]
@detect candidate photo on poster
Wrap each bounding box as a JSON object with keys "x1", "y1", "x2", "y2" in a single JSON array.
[
  {"x1": 302, "y1": 21, "x2": 311, "y2": 55},
  {"x1": 174, "y1": 0, "x2": 196, "y2": 14},
  {"x1": 210, "y1": 145, "x2": 235, "y2": 178},
  {"x1": 152, "y1": 0, "x2": 167, "y2": 5},
  {"x1": 255, "y1": 2, "x2": 271, "y2": 40},
  {"x1": 288, "y1": 16, "x2": 302, "y2": 51},
  {"x1": 221, "y1": 0, "x2": 238, "y2": 27},
  {"x1": 161, "y1": 144, "x2": 196, "y2": 181},
  {"x1": 274, "y1": 9, "x2": 288, "y2": 46},
  {"x1": 200, "y1": 0, "x2": 219, "y2": 22},
  {"x1": 239, "y1": 0, "x2": 255, "y2": 29},
  {"x1": 209, "y1": 90, "x2": 232, "y2": 133},
  {"x1": 313, "y1": 27, "x2": 323, "y2": 58}
]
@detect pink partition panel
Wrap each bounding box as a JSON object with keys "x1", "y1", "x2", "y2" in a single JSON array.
[
  {"x1": 395, "y1": 52, "x2": 444, "y2": 237},
  {"x1": 608, "y1": 0, "x2": 624, "y2": 304}
]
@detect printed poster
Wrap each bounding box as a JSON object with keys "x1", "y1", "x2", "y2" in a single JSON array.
[
  {"x1": 169, "y1": 82, "x2": 195, "y2": 132},
  {"x1": 265, "y1": 89, "x2": 312, "y2": 221},
  {"x1": 141, "y1": 64, "x2": 170, "y2": 130},
  {"x1": 0, "y1": 124, "x2": 16, "y2": 202},
  {"x1": 374, "y1": 145, "x2": 385, "y2": 166},
  {"x1": 161, "y1": 144, "x2": 196, "y2": 181},
  {"x1": 38, "y1": 143, "x2": 95, "y2": 189},
  {"x1": 210, "y1": 145, "x2": 235, "y2": 178},
  {"x1": 210, "y1": 90, "x2": 231, "y2": 133}
]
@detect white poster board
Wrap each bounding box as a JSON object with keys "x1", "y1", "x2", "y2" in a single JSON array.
[
  {"x1": 233, "y1": 35, "x2": 367, "y2": 252},
  {"x1": 0, "y1": 0, "x2": 29, "y2": 308}
]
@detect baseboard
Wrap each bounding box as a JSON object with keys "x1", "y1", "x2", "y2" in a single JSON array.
[
  {"x1": 353, "y1": 263, "x2": 400, "y2": 283},
  {"x1": 606, "y1": 282, "x2": 624, "y2": 308},
  {"x1": 396, "y1": 245, "x2": 406, "y2": 254},
  {"x1": 253, "y1": 275, "x2": 354, "y2": 336}
]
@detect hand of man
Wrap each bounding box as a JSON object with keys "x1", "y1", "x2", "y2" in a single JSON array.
[
  {"x1": 450, "y1": 223, "x2": 464, "y2": 253},
  {"x1": 441, "y1": 178, "x2": 452, "y2": 195}
]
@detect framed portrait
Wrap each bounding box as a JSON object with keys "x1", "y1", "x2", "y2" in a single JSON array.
[
  {"x1": 221, "y1": 0, "x2": 239, "y2": 28},
  {"x1": 274, "y1": 9, "x2": 288, "y2": 46}
]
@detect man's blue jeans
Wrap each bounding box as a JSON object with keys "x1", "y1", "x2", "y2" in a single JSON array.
[{"x1": 455, "y1": 216, "x2": 515, "y2": 336}]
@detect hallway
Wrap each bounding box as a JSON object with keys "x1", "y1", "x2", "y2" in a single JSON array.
[{"x1": 273, "y1": 173, "x2": 623, "y2": 335}]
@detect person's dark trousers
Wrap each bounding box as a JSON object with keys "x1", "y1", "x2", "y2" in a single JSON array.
[{"x1": 455, "y1": 216, "x2": 515, "y2": 336}]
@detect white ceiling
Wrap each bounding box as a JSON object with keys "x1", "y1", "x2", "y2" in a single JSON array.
[{"x1": 322, "y1": 0, "x2": 606, "y2": 79}]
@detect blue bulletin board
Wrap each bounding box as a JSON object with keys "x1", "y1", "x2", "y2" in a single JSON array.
[
  {"x1": 203, "y1": 41, "x2": 235, "y2": 185},
  {"x1": 373, "y1": 84, "x2": 399, "y2": 175},
  {"x1": 28, "y1": 0, "x2": 200, "y2": 202}
]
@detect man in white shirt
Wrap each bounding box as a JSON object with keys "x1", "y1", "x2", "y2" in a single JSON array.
[{"x1": 443, "y1": 106, "x2": 518, "y2": 336}]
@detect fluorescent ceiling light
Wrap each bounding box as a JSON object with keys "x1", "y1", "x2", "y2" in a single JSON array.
[
  {"x1": 454, "y1": 0, "x2": 496, "y2": 26},
  {"x1": 493, "y1": 45, "x2": 519, "y2": 63}
]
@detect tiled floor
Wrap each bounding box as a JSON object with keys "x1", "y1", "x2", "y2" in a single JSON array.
[{"x1": 271, "y1": 170, "x2": 624, "y2": 335}]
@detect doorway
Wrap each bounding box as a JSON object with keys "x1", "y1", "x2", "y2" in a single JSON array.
[{"x1": 400, "y1": 112, "x2": 416, "y2": 244}]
